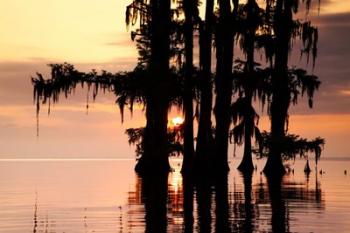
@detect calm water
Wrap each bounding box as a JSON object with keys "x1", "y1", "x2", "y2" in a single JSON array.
[{"x1": 0, "y1": 158, "x2": 349, "y2": 233}]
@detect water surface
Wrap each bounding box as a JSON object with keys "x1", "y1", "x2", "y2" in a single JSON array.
[{"x1": 0, "y1": 158, "x2": 349, "y2": 232}]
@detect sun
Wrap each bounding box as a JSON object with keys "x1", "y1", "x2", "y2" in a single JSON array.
[{"x1": 171, "y1": 116, "x2": 184, "y2": 126}]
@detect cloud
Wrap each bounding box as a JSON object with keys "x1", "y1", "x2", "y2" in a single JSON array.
[
  {"x1": 1, "y1": 11, "x2": 350, "y2": 115},
  {"x1": 339, "y1": 90, "x2": 350, "y2": 96},
  {"x1": 313, "y1": 12, "x2": 350, "y2": 26},
  {"x1": 296, "y1": 12, "x2": 350, "y2": 114}
]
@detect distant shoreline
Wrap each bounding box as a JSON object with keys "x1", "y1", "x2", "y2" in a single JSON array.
[{"x1": 0, "y1": 157, "x2": 349, "y2": 162}]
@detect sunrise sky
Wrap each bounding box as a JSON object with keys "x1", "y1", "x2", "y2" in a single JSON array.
[{"x1": 0, "y1": 0, "x2": 349, "y2": 159}]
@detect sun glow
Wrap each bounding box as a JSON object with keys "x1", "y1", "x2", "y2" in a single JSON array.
[{"x1": 171, "y1": 116, "x2": 184, "y2": 127}]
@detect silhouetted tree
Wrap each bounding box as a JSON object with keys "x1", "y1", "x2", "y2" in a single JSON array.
[
  {"x1": 214, "y1": 0, "x2": 238, "y2": 173},
  {"x1": 264, "y1": 0, "x2": 294, "y2": 176},
  {"x1": 31, "y1": 0, "x2": 325, "y2": 178},
  {"x1": 263, "y1": 0, "x2": 320, "y2": 176},
  {"x1": 196, "y1": 0, "x2": 215, "y2": 170},
  {"x1": 256, "y1": 131, "x2": 325, "y2": 168},
  {"x1": 126, "y1": 0, "x2": 172, "y2": 174},
  {"x1": 181, "y1": 0, "x2": 200, "y2": 174},
  {"x1": 232, "y1": 0, "x2": 264, "y2": 173}
]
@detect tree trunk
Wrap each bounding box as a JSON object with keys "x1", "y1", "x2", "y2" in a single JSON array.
[
  {"x1": 238, "y1": 1, "x2": 256, "y2": 173},
  {"x1": 237, "y1": 95, "x2": 254, "y2": 173},
  {"x1": 214, "y1": 0, "x2": 236, "y2": 173},
  {"x1": 182, "y1": 0, "x2": 195, "y2": 174},
  {"x1": 264, "y1": 0, "x2": 292, "y2": 176},
  {"x1": 196, "y1": 0, "x2": 214, "y2": 171},
  {"x1": 136, "y1": 95, "x2": 170, "y2": 174},
  {"x1": 135, "y1": 0, "x2": 171, "y2": 175}
]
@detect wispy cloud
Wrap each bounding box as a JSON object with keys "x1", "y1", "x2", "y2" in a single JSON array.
[{"x1": 339, "y1": 90, "x2": 350, "y2": 96}]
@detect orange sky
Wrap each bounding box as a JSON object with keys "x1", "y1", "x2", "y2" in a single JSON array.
[
  {"x1": 1, "y1": 0, "x2": 349, "y2": 63},
  {"x1": 0, "y1": 0, "x2": 350, "y2": 159}
]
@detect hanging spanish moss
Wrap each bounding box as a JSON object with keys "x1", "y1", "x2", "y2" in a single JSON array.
[{"x1": 31, "y1": 0, "x2": 325, "y2": 176}]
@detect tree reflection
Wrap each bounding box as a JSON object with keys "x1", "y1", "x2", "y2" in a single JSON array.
[
  {"x1": 267, "y1": 175, "x2": 289, "y2": 233},
  {"x1": 126, "y1": 168, "x2": 325, "y2": 233},
  {"x1": 183, "y1": 175, "x2": 194, "y2": 233},
  {"x1": 142, "y1": 174, "x2": 168, "y2": 233},
  {"x1": 264, "y1": 172, "x2": 325, "y2": 233},
  {"x1": 241, "y1": 172, "x2": 255, "y2": 233},
  {"x1": 215, "y1": 174, "x2": 230, "y2": 233},
  {"x1": 195, "y1": 173, "x2": 213, "y2": 233}
]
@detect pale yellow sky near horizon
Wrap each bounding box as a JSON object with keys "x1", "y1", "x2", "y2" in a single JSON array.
[
  {"x1": 1, "y1": 0, "x2": 349, "y2": 64},
  {"x1": 0, "y1": 0, "x2": 137, "y2": 63}
]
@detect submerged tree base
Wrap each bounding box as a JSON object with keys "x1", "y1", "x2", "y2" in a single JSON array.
[
  {"x1": 263, "y1": 155, "x2": 286, "y2": 177},
  {"x1": 135, "y1": 157, "x2": 171, "y2": 176},
  {"x1": 181, "y1": 163, "x2": 194, "y2": 176},
  {"x1": 193, "y1": 156, "x2": 212, "y2": 175},
  {"x1": 213, "y1": 162, "x2": 230, "y2": 176},
  {"x1": 237, "y1": 156, "x2": 254, "y2": 174}
]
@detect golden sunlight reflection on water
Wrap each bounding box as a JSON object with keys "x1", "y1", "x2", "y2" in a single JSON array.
[{"x1": 0, "y1": 158, "x2": 349, "y2": 232}]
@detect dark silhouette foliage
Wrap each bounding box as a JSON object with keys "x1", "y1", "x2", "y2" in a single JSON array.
[{"x1": 31, "y1": 0, "x2": 325, "y2": 176}]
